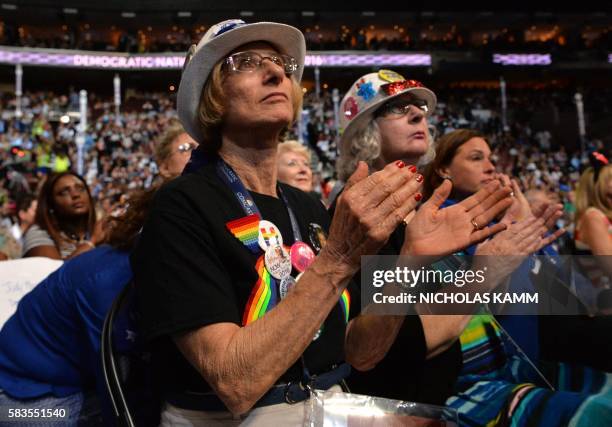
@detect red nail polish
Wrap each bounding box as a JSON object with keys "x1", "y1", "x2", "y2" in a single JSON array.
[
  {"x1": 414, "y1": 193, "x2": 422, "y2": 202},
  {"x1": 395, "y1": 160, "x2": 405, "y2": 168},
  {"x1": 408, "y1": 165, "x2": 417, "y2": 173},
  {"x1": 415, "y1": 174, "x2": 424, "y2": 183}
]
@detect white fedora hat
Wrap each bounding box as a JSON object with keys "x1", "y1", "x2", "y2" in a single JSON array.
[
  {"x1": 178, "y1": 19, "x2": 306, "y2": 144},
  {"x1": 339, "y1": 70, "x2": 437, "y2": 149}
]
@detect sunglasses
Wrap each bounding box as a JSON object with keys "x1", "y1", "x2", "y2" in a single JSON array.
[
  {"x1": 177, "y1": 143, "x2": 197, "y2": 153},
  {"x1": 225, "y1": 51, "x2": 299, "y2": 75}
]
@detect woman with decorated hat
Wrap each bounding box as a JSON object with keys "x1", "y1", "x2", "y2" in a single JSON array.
[
  {"x1": 337, "y1": 70, "x2": 437, "y2": 184},
  {"x1": 335, "y1": 71, "x2": 564, "y2": 406},
  {"x1": 130, "y1": 20, "x2": 514, "y2": 425}
]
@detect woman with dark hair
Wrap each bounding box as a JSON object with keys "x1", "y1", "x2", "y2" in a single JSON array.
[
  {"x1": 0, "y1": 185, "x2": 159, "y2": 427},
  {"x1": 22, "y1": 172, "x2": 100, "y2": 260},
  {"x1": 422, "y1": 129, "x2": 612, "y2": 427}
]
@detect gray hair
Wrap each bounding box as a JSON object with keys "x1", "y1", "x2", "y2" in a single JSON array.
[{"x1": 336, "y1": 120, "x2": 436, "y2": 182}]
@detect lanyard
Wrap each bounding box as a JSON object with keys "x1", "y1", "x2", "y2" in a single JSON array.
[
  {"x1": 215, "y1": 157, "x2": 302, "y2": 243},
  {"x1": 216, "y1": 156, "x2": 314, "y2": 388}
]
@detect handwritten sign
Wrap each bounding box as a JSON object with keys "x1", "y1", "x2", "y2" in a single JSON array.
[{"x1": 0, "y1": 257, "x2": 63, "y2": 329}]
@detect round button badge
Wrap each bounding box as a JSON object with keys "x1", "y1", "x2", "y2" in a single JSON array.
[
  {"x1": 258, "y1": 220, "x2": 283, "y2": 251},
  {"x1": 308, "y1": 223, "x2": 327, "y2": 253},
  {"x1": 279, "y1": 276, "x2": 297, "y2": 299},
  {"x1": 264, "y1": 244, "x2": 292, "y2": 280},
  {"x1": 290, "y1": 241, "x2": 315, "y2": 272}
]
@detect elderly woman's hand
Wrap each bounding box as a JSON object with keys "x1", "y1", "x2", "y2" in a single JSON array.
[
  {"x1": 323, "y1": 161, "x2": 422, "y2": 274},
  {"x1": 402, "y1": 179, "x2": 513, "y2": 256}
]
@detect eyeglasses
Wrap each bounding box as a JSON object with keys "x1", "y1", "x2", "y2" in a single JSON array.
[
  {"x1": 285, "y1": 159, "x2": 311, "y2": 168},
  {"x1": 375, "y1": 99, "x2": 429, "y2": 118},
  {"x1": 177, "y1": 143, "x2": 197, "y2": 153},
  {"x1": 225, "y1": 51, "x2": 299, "y2": 75}
]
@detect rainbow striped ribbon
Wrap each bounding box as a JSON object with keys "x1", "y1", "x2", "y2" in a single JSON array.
[
  {"x1": 242, "y1": 255, "x2": 278, "y2": 326},
  {"x1": 226, "y1": 214, "x2": 261, "y2": 254},
  {"x1": 241, "y1": 258, "x2": 350, "y2": 327}
]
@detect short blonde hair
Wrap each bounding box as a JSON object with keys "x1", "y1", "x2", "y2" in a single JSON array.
[
  {"x1": 576, "y1": 164, "x2": 612, "y2": 221},
  {"x1": 336, "y1": 120, "x2": 435, "y2": 182},
  {"x1": 278, "y1": 140, "x2": 311, "y2": 163},
  {"x1": 155, "y1": 119, "x2": 186, "y2": 165},
  {"x1": 197, "y1": 60, "x2": 304, "y2": 153}
]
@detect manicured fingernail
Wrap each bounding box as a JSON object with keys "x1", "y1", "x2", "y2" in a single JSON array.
[
  {"x1": 408, "y1": 165, "x2": 417, "y2": 173},
  {"x1": 395, "y1": 160, "x2": 405, "y2": 168},
  {"x1": 415, "y1": 174, "x2": 424, "y2": 183},
  {"x1": 414, "y1": 193, "x2": 423, "y2": 202}
]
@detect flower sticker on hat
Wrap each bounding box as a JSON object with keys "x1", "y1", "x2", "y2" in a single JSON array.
[
  {"x1": 357, "y1": 82, "x2": 376, "y2": 101},
  {"x1": 343, "y1": 97, "x2": 359, "y2": 121}
]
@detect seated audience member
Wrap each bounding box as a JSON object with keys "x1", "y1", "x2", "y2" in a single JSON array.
[
  {"x1": 0, "y1": 186, "x2": 155, "y2": 426},
  {"x1": 12, "y1": 194, "x2": 38, "y2": 245},
  {"x1": 22, "y1": 172, "x2": 100, "y2": 260},
  {"x1": 0, "y1": 120, "x2": 196, "y2": 425}
]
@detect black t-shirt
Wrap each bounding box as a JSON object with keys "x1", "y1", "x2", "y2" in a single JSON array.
[
  {"x1": 329, "y1": 195, "x2": 462, "y2": 405},
  {"x1": 130, "y1": 162, "x2": 347, "y2": 395}
]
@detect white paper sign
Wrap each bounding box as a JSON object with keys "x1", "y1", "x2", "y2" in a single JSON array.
[{"x1": 0, "y1": 257, "x2": 63, "y2": 329}]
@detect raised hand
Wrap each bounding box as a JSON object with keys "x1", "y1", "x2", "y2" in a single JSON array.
[
  {"x1": 402, "y1": 179, "x2": 513, "y2": 256},
  {"x1": 474, "y1": 204, "x2": 565, "y2": 286},
  {"x1": 497, "y1": 174, "x2": 531, "y2": 224},
  {"x1": 324, "y1": 161, "x2": 423, "y2": 270}
]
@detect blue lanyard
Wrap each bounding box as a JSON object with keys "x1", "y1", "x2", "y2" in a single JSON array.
[
  {"x1": 216, "y1": 155, "x2": 322, "y2": 390},
  {"x1": 215, "y1": 157, "x2": 302, "y2": 242}
]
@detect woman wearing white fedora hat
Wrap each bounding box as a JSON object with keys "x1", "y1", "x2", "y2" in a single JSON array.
[
  {"x1": 131, "y1": 21, "x2": 516, "y2": 426},
  {"x1": 335, "y1": 71, "x2": 565, "y2": 407}
]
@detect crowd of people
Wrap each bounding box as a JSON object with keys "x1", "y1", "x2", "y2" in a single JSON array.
[
  {"x1": 1, "y1": 85, "x2": 611, "y2": 258},
  {"x1": 0, "y1": 17, "x2": 611, "y2": 427},
  {"x1": 2, "y1": 20, "x2": 611, "y2": 54}
]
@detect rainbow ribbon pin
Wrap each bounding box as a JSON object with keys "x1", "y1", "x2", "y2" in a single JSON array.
[{"x1": 226, "y1": 214, "x2": 261, "y2": 254}]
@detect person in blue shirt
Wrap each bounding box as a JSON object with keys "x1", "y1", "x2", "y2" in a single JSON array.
[
  {"x1": 0, "y1": 120, "x2": 194, "y2": 426},
  {"x1": 0, "y1": 186, "x2": 156, "y2": 426}
]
